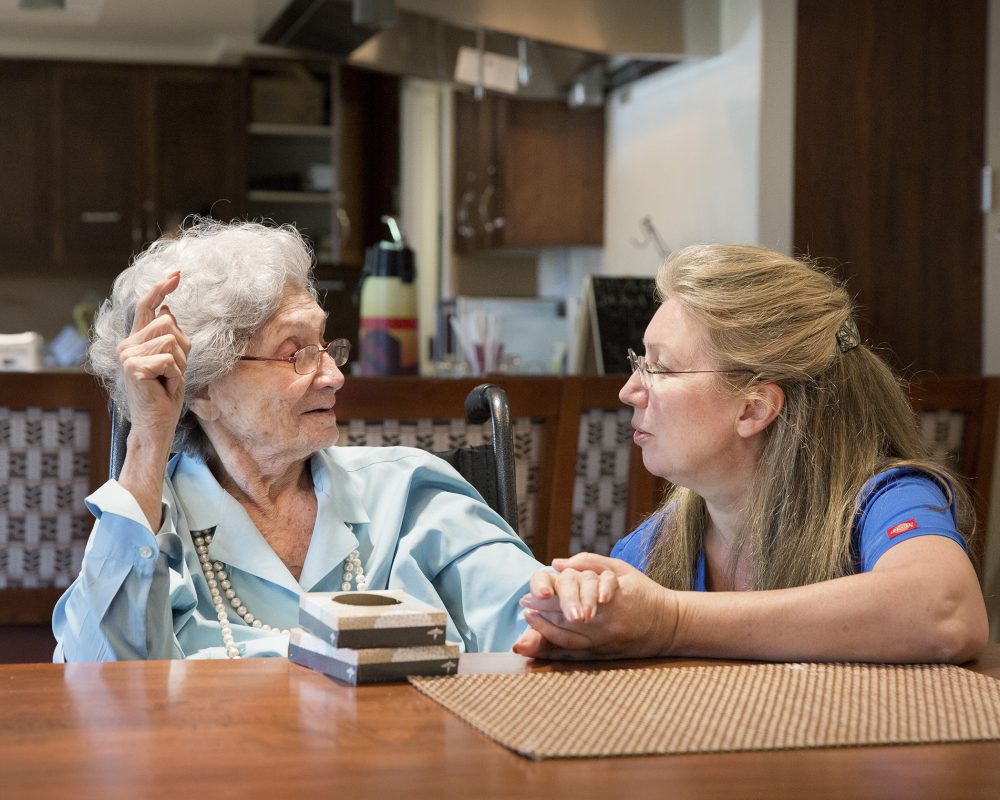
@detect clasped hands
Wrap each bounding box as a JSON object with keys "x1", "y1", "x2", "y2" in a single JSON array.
[{"x1": 512, "y1": 553, "x2": 679, "y2": 660}]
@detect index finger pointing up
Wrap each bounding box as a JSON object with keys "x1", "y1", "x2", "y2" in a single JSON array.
[{"x1": 131, "y1": 271, "x2": 181, "y2": 334}]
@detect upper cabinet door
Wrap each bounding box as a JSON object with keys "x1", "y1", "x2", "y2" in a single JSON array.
[
  {"x1": 45, "y1": 61, "x2": 244, "y2": 276},
  {"x1": 0, "y1": 61, "x2": 50, "y2": 270},
  {"x1": 453, "y1": 91, "x2": 605, "y2": 253},
  {"x1": 502, "y1": 99, "x2": 604, "y2": 248},
  {"x1": 333, "y1": 63, "x2": 399, "y2": 268},
  {"x1": 794, "y1": 0, "x2": 987, "y2": 375},
  {"x1": 453, "y1": 91, "x2": 501, "y2": 253},
  {"x1": 51, "y1": 63, "x2": 143, "y2": 274},
  {"x1": 146, "y1": 66, "x2": 245, "y2": 236}
]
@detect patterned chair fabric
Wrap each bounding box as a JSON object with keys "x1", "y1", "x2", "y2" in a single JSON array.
[
  {"x1": 340, "y1": 418, "x2": 545, "y2": 553},
  {"x1": 570, "y1": 409, "x2": 632, "y2": 555},
  {"x1": 0, "y1": 399, "x2": 981, "y2": 586},
  {"x1": 0, "y1": 409, "x2": 90, "y2": 589},
  {"x1": 919, "y1": 410, "x2": 966, "y2": 477}
]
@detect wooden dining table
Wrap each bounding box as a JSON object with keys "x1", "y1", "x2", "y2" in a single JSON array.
[{"x1": 1, "y1": 646, "x2": 998, "y2": 799}]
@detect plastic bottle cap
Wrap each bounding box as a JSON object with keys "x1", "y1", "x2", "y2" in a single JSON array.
[{"x1": 364, "y1": 242, "x2": 415, "y2": 283}]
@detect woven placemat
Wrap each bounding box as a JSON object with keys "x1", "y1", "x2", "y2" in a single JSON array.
[{"x1": 409, "y1": 663, "x2": 1000, "y2": 760}]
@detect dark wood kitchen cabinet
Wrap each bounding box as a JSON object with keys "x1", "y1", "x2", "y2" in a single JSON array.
[
  {"x1": 146, "y1": 68, "x2": 245, "y2": 238},
  {"x1": 0, "y1": 59, "x2": 242, "y2": 274},
  {"x1": 0, "y1": 61, "x2": 51, "y2": 271},
  {"x1": 51, "y1": 62, "x2": 243, "y2": 274},
  {"x1": 794, "y1": 0, "x2": 987, "y2": 375},
  {"x1": 453, "y1": 91, "x2": 604, "y2": 252},
  {"x1": 51, "y1": 63, "x2": 143, "y2": 270}
]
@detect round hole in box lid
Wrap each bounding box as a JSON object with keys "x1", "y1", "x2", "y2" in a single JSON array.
[{"x1": 332, "y1": 593, "x2": 401, "y2": 606}]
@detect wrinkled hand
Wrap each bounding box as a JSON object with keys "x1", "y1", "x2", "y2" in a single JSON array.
[
  {"x1": 116, "y1": 271, "x2": 191, "y2": 446},
  {"x1": 512, "y1": 553, "x2": 679, "y2": 660}
]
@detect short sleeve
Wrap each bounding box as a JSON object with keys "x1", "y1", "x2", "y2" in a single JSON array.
[
  {"x1": 855, "y1": 471, "x2": 967, "y2": 572},
  {"x1": 611, "y1": 516, "x2": 660, "y2": 570}
]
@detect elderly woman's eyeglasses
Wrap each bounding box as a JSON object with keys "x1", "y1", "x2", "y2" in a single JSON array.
[
  {"x1": 240, "y1": 339, "x2": 351, "y2": 375},
  {"x1": 626, "y1": 348, "x2": 755, "y2": 389}
]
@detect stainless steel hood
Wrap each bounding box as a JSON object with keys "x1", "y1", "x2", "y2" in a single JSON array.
[{"x1": 257, "y1": 0, "x2": 720, "y2": 103}]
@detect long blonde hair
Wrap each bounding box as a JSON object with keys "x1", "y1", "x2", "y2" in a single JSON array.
[{"x1": 643, "y1": 244, "x2": 974, "y2": 590}]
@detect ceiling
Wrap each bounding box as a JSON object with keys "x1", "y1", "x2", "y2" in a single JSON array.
[
  {"x1": 0, "y1": 0, "x2": 716, "y2": 101},
  {"x1": 0, "y1": 0, "x2": 270, "y2": 63},
  {"x1": 0, "y1": 0, "x2": 719, "y2": 65}
]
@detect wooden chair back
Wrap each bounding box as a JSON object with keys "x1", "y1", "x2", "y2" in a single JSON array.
[{"x1": 908, "y1": 376, "x2": 1000, "y2": 566}]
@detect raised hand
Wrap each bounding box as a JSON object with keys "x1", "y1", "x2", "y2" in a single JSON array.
[
  {"x1": 513, "y1": 552, "x2": 679, "y2": 660},
  {"x1": 116, "y1": 271, "x2": 191, "y2": 448},
  {"x1": 115, "y1": 271, "x2": 191, "y2": 528}
]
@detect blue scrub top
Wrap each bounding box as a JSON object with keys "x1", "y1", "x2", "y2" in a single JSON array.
[{"x1": 611, "y1": 467, "x2": 967, "y2": 589}]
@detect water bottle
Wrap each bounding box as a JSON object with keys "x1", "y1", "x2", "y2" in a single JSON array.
[{"x1": 358, "y1": 216, "x2": 418, "y2": 376}]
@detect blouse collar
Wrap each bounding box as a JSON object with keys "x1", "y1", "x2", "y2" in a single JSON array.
[{"x1": 170, "y1": 450, "x2": 372, "y2": 593}]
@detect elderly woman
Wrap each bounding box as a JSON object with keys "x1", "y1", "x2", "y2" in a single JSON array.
[
  {"x1": 515, "y1": 244, "x2": 989, "y2": 664},
  {"x1": 53, "y1": 220, "x2": 541, "y2": 660}
]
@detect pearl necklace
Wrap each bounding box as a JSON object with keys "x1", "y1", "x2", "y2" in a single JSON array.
[{"x1": 193, "y1": 530, "x2": 366, "y2": 660}]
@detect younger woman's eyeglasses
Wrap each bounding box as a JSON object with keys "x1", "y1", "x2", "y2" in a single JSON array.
[
  {"x1": 240, "y1": 339, "x2": 351, "y2": 375},
  {"x1": 626, "y1": 348, "x2": 755, "y2": 389}
]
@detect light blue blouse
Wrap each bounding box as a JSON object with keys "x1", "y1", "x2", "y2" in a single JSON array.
[{"x1": 53, "y1": 446, "x2": 541, "y2": 661}]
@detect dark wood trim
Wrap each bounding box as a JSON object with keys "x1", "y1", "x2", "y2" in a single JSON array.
[
  {"x1": 0, "y1": 588, "x2": 64, "y2": 626},
  {"x1": 541, "y1": 378, "x2": 584, "y2": 562},
  {"x1": 907, "y1": 375, "x2": 999, "y2": 567},
  {"x1": 334, "y1": 376, "x2": 566, "y2": 421},
  {"x1": 976, "y1": 380, "x2": 1000, "y2": 550}
]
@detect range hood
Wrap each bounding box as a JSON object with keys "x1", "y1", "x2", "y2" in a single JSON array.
[{"x1": 256, "y1": 0, "x2": 720, "y2": 103}]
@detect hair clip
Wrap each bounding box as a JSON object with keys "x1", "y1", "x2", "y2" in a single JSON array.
[{"x1": 836, "y1": 318, "x2": 860, "y2": 353}]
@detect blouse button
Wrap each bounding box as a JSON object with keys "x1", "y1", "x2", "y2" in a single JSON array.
[{"x1": 139, "y1": 546, "x2": 154, "y2": 559}]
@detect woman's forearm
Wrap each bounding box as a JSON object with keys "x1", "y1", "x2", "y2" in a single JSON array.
[
  {"x1": 669, "y1": 543, "x2": 988, "y2": 663},
  {"x1": 118, "y1": 430, "x2": 173, "y2": 530}
]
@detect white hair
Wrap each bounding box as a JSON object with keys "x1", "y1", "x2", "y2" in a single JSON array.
[{"x1": 89, "y1": 218, "x2": 317, "y2": 459}]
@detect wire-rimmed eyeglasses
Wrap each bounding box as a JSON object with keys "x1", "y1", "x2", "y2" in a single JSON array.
[
  {"x1": 626, "y1": 348, "x2": 755, "y2": 389},
  {"x1": 240, "y1": 339, "x2": 351, "y2": 375}
]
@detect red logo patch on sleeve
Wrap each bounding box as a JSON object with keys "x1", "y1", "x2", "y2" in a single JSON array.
[{"x1": 887, "y1": 518, "x2": 918, "y2": 538}]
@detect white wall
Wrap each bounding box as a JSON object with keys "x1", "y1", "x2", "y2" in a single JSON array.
[
  {"x1": 756, "y1": 1, "x2": 796, "y2": 254},
  {"x1": 399, "y1": 79, "x2": 447, "y2": 375},
  {"x1": 601, "y1": 0, "x2": 796, "y2": 277}
]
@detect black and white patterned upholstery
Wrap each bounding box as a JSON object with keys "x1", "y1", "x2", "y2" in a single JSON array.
[
  {"x1": 0, "y1": 400, "x2": 977, "y2": 588},
  {"x1": 339, "y1": 417, "x2": 545, "y2": 552},
  {"x1": 0, "y1": 408, "x2": 90, "y2": 589},
  {"x1": 569, "y1": 409, "x2": 632, "y2": 556},
  {"x1": 919, "y1": 410, "x2": 966, "y2": 476}
]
